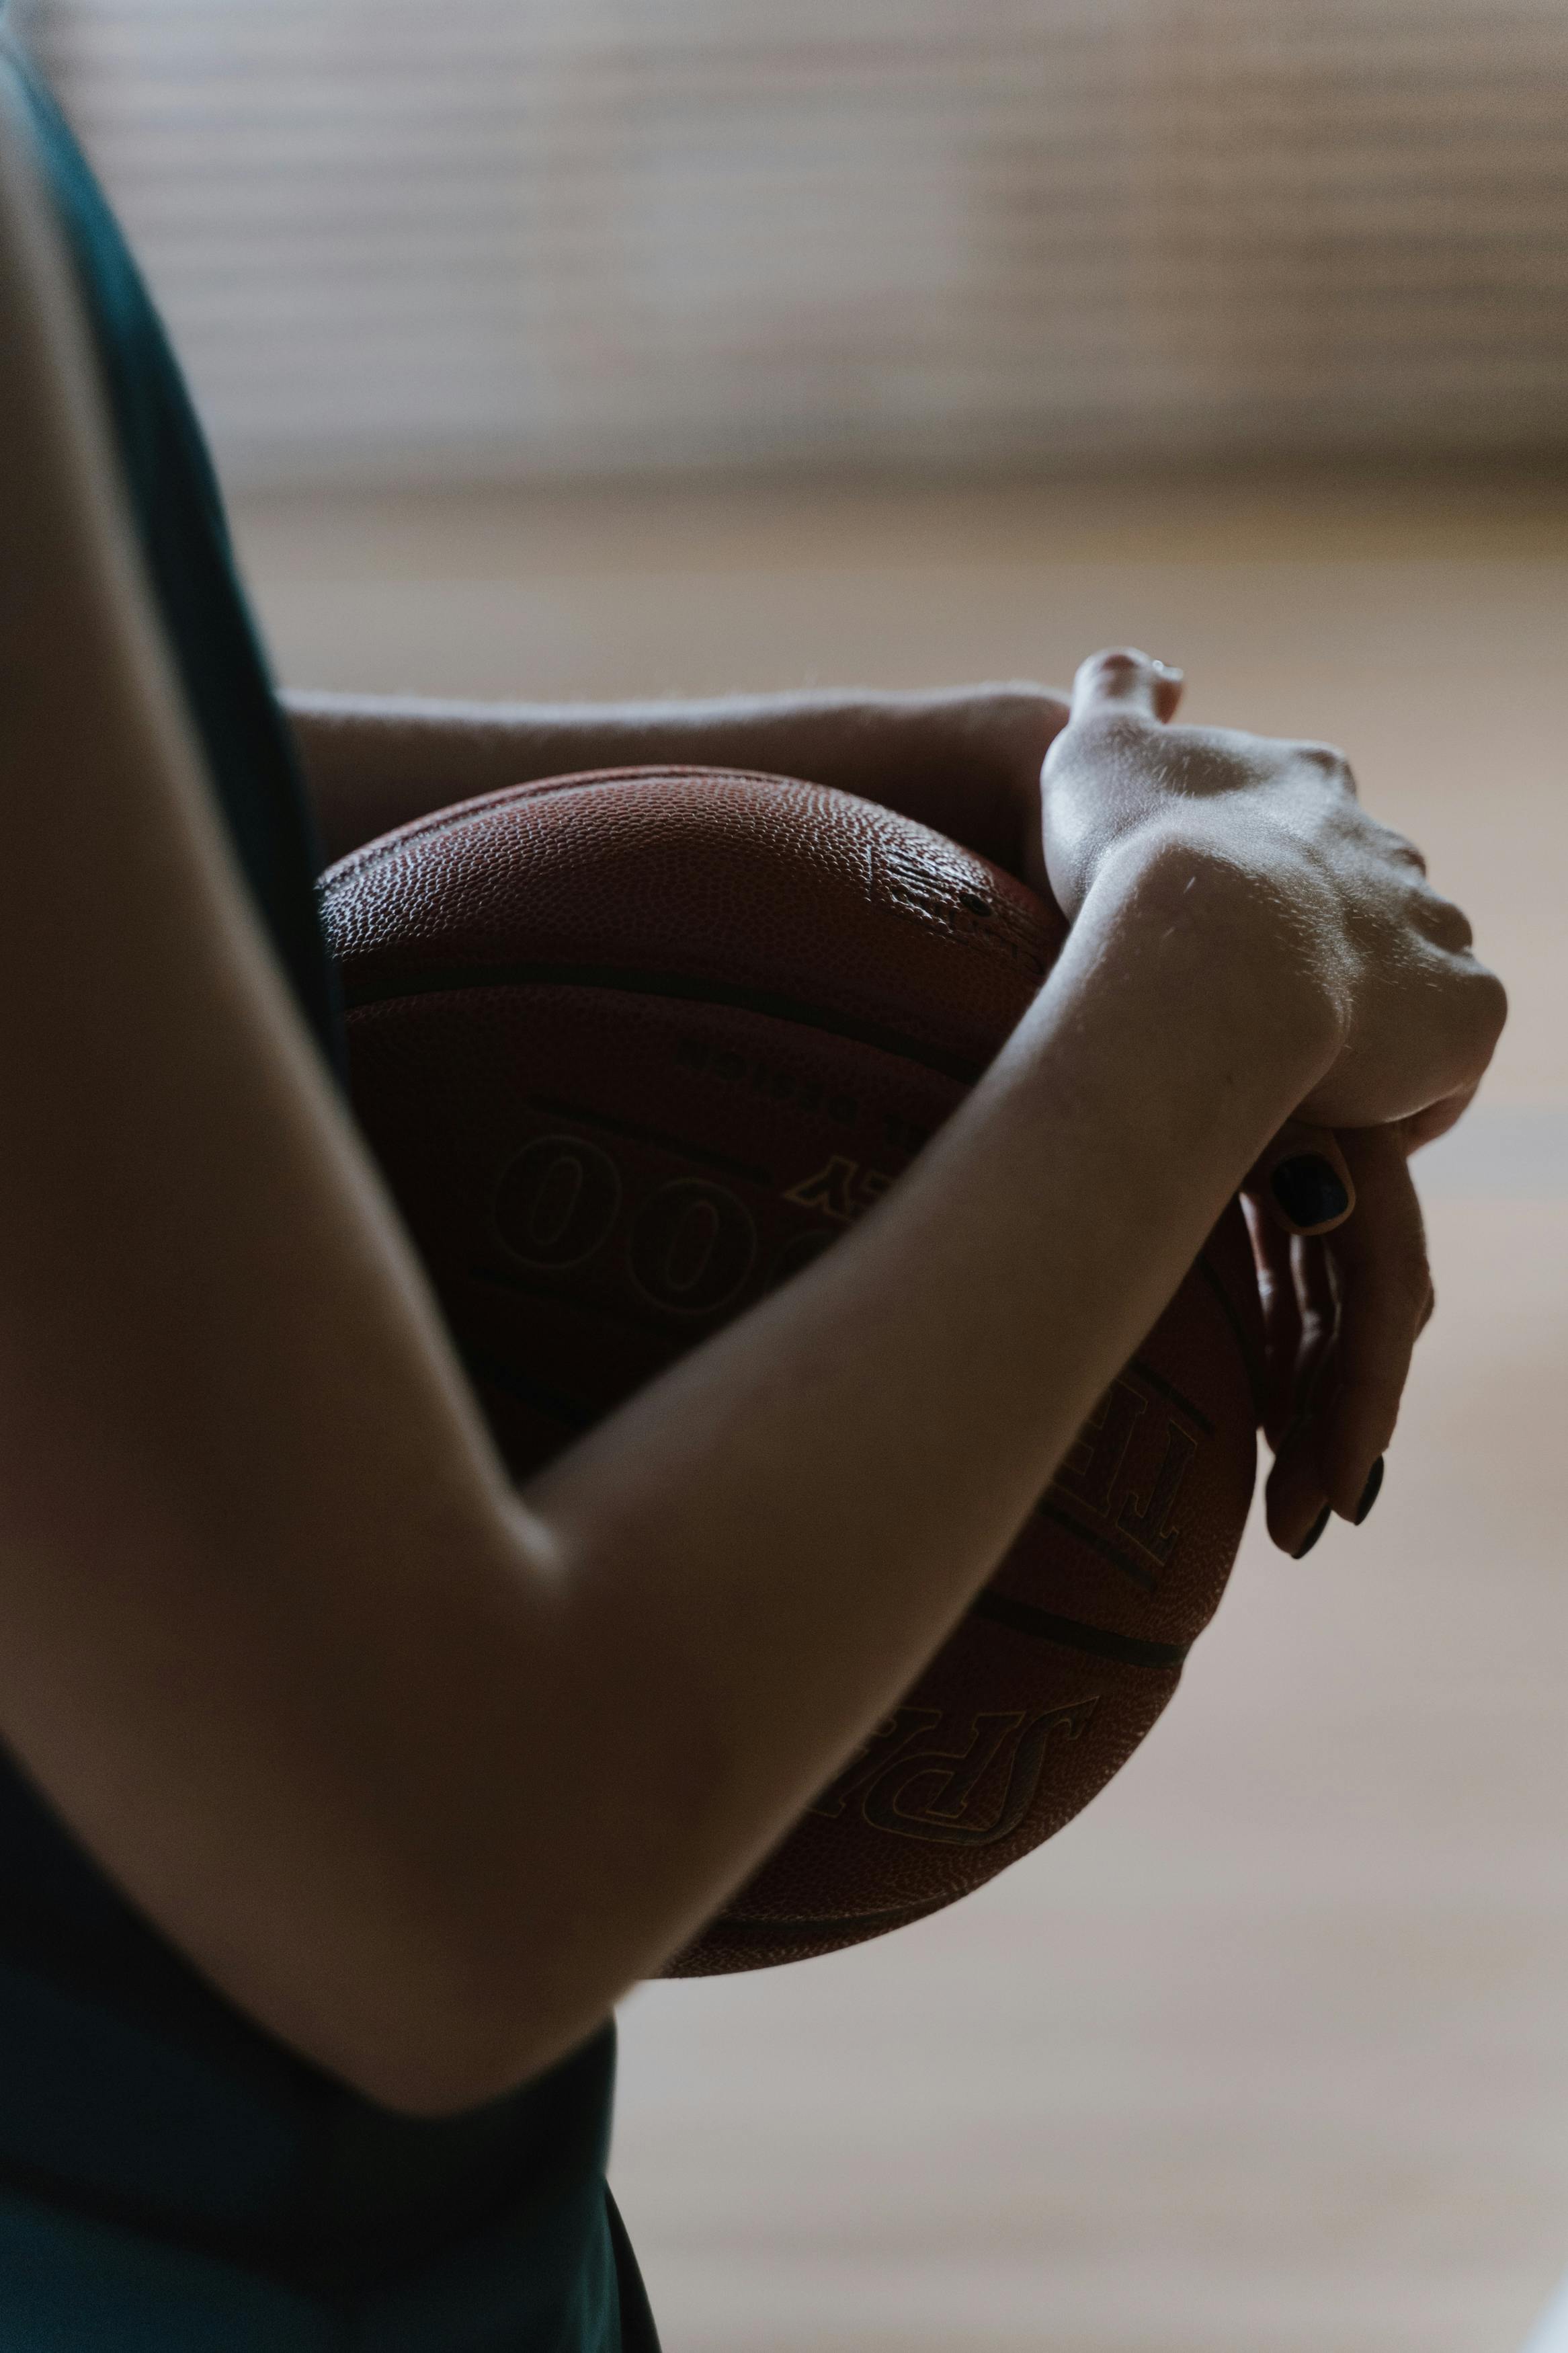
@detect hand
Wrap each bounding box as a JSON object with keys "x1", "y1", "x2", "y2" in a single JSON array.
[
  {"x1": 1243, "y1": 1122, "x2": 1434, "y2": 1556},
  {"x1": 1042, "y1": 647, "x2": 1507, "y2": 1555}
]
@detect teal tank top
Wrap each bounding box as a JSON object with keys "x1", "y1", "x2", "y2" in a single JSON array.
[{"x1": 0, "y1": 28, "x2": 657, "y2": 2349}]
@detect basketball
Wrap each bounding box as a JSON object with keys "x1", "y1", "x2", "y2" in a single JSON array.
[{"x1": 321, "y1": 766, "x2": 1262, "y2": 1975}]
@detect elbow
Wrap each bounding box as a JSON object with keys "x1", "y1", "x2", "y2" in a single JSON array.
[
  {"x1": 224, "y1": 1909, "x2": 621, "y2": 2117},
  {"x1": 321, "y1": 1870, "x2": 718, "y2": 2114},
  {"x1": 334, "y1": 2032, "x2": 528, "y2": 2122},
  {"x1": 323, "y1": 1999, "x2": 610, "y2": 2122},
  {"x1": 345, "y1": 2055, "x2": 544, "y2": 2124}
]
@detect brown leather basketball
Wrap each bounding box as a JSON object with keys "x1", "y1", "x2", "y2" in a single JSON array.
[{"x1": 322, "y1": 766, "x2": 1263, "y2": 1975}]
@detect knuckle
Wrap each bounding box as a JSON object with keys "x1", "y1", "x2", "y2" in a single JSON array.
[
  {"x1": 1254, "y1": 1259, "x2": 1289, "y2": 1306},
  {"x1": 1473, "y1": 967, "x2": 1510, "y2": 1046},
  {"x1": 1295, "y1": 739, "x2": 1356, "y2": 785},
  {"x1": 1385, "y1": 1249, "x2": 1434, "y2": 1318},
  {"x1": 1378, "y1": 824, "x2": 1428, "y2": 875},
  {"x1": 1414, "y1": 883, "x2": 1473, "y2": 951},
  {"x1": 1071, "y1": 707, "x2": 1149, "y2": 755},
  {"x1": 1442, "y1": 968, "x2": 1510, "y2": 1073}
]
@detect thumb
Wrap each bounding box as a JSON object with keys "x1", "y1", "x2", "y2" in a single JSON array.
[{"x1": 1069, "y1": 647, "x2": 1184, "y2": 725}]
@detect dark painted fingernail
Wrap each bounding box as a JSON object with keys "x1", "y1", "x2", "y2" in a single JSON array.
[
  {"x1": 1292, "y1": 1503, "x2": 1331, "y2": 1560},
  {"x1": 1270, "y1": 1155, "x2": 1350, "y2": 1230},
  {"x1": 1354, "y1": 1455, "x2": 1385, "y2": 1526}
]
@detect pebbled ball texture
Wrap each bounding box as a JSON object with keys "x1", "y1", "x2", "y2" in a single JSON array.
[{"x1": 323, "y1": 766, "x2": 1264, "y2": 1975}]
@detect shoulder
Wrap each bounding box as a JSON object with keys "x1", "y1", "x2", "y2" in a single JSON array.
[
  {"x1": 0, "y1": 42, "x2": 116, "y2": 582},
  {"x1": 0, "y1": 33, "x2": 177, "y2": 741}
]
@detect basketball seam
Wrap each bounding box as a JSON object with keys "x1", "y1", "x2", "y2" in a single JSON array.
[
  {"x1": 687, "y1": 1895, "x2": 952, "y2": 1942},
  {"x1": 1033, "y1": 1497, "x2": 1159, "y2": 1594},
  {"x1": 342, "y1": 963, "x2": 987, "y2": 1082},
  {"x1": 1195, "y1": 1249, "x2": 1267, "y2": 1420},
  {"x1": 1128, "y1": 1354, "x2": 1214, "y2": 1438},
  {"x1": 967, "y1": 1590, "x2": 1189, "y2": 1670}
]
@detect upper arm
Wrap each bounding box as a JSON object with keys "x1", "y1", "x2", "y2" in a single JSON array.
[{"x1": 0, "y1": 83, "x2": 562, "y2": 2108}]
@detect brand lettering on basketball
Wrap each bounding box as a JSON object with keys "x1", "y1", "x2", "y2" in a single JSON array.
[
  {"x1": 1055, "y1": 1380, "x2": 1146, "y2": 1514},
  {"x1": 675, "y1": 1036, "x2": 858, "y2": 1125},
  {"x1": 628, "y1": 1178, "x2": 756, "y2": 1314},
  {"x1": 783, "y1": 1154, "x2": 893, "y2": 1224},
  {"x1": 809, "y1": 1697, "x2": 1098, "y2": 1848},
  {"x1": 1048, "y1": 1373, "x2": 1199, "y2": 1573},
  {"x1": 493, "y1": 1135, "x2": 622, "y2": 1271},
  {"x1": 1117, "y1": 1423, "x2": 1198, "y2": 1565},
  {"x1": 489, "y1": 1120, "x2": 882, "y2": 1317}
]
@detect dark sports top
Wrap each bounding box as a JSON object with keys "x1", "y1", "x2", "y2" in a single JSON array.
[{"x1": 0, "y1": 30, "x2": 654, "y2": 2348}]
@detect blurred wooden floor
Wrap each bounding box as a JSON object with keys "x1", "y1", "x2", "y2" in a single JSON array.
[{"x1": 237, "y1": 464, "x2": 1568, "y2": 2353}]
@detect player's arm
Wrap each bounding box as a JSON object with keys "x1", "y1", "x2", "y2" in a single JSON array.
[
  {"x1": 286, "y1": 682, "x2": 1070, "y2": 881},
  {"x1": 284, "y1": 681, "x2": 1444, "y2": 1552},
  {"x1": 0, "y1": 99, "x2": 1502, "y2": 2124}
]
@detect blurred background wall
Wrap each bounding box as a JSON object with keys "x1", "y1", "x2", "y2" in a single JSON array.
[{"x1": 22, "y1": 0, "x2": 1568, "y2": 487}]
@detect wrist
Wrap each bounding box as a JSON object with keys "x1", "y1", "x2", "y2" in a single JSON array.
[{"x1": 1084, "y1": 825, "x2": 1349, "y2": 1099}]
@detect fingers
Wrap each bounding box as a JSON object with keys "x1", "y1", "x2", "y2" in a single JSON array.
[
  {"x1": 1262, "y1": 1238, "x2": 1340, "y2": 1555},
  {"x1": 1069, "y1": 648, "x2": 1184, "y2": 726},
  {"x1": 1313, "y1": 1127, "x2": 1431, "y2": 1519},
  {"x1": 1241, "y1": 1196, "x2": 1299, "y2": 1448},
  {"x1": 1245, "y1": 1120, "x2": 1356, "y2": 1238},
  {"x1": 1260, "y1": 1125, "x2": 1432, "y2": 1556}
]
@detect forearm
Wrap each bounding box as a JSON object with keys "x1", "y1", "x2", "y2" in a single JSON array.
[
  {"x1": 286, "y1": 685, "x2": 1059, "y2": 871},
  {"x1": 19, "y1": 787, "x2": 1327, "y2": 2121},
  {"x1": 503, "y1": 834, "x2": 1339, "y2": 2069}
]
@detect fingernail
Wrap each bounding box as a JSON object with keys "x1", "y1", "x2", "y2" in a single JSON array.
[
  {"x1": 1270, "y1": 1155, "x2": 1350, "y2": 1231},
  {"x1": 1354, "y1": 1455, "x2": 1385, "y2": 1526},
  {"x1": 1292, "y1": 1503, "x2": 1331, "y2": 1560}
]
